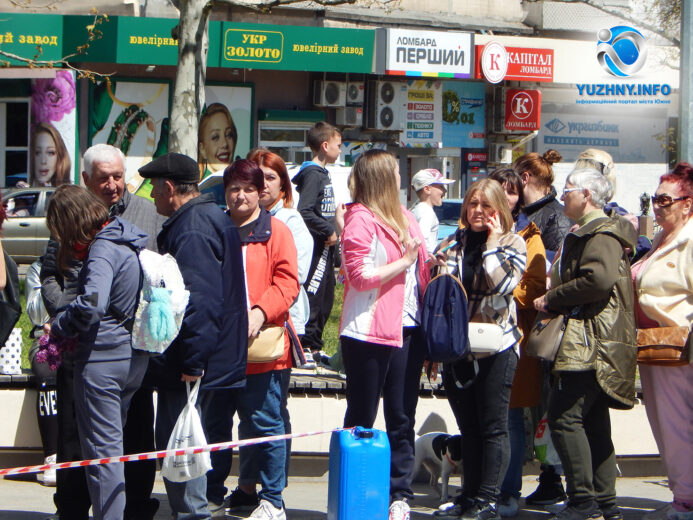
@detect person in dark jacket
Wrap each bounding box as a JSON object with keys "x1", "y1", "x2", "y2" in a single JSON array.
[
  {"x1": 41, "y1": 144, "x2": 164, "y2": 520},
  {"x1": 514, "y1": 150, "x2": 573, "y2": 260},
  {"x1": 291, "y1": 122, "x2": 340, "y2": 361},
  {"x1": 534, "y1": 167, "x2": 636, "y2": 520},
  {"x1": 140, "y1": 152, "x2": 248, "y2": 520},
  {"x1": 46, "y1": 185, "x2": 150, "y2": 520}
]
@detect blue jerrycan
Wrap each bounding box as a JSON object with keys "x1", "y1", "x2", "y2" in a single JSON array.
[{"x1": 327, "y1": 427, "x2": 390, "y2": 520}]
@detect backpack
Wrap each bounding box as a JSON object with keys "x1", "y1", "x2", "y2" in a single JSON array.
[
  {"x1": 111, "y1": 249, "x2": 190, "y2": 355},
  {"x1": 421, "y1": 270, "x2": 470, "y2": 363}
]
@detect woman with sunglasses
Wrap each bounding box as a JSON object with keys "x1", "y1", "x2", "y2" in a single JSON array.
[
  {"x1": 632, "y1": 163, "x2": 693, "y2": 520},
  {"x1": 533, "y1": 167, "x2": 637, "y2": 520}
]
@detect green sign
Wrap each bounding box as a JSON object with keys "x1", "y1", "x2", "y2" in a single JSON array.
[
  {"x1": 0, "y1": 13, "x2": 64, "y2": 65},
  {"x1": 220, "y1": 22, "x2": 373, "y2": 72}
]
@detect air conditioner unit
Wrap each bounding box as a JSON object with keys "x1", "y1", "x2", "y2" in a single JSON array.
[
  {"x1": 313, "y1": 80, "x2": 346, "y2": 107},
  {"x1": 336, "y1": 107, "x2": 363, "y2": 126},
  {"x1": 365, "y1": 80, "x2": 407, "y2": 131},
  {"x1": 346, "y1": 81, "x2": 365, "y2": 105},
  {"x1": 489, "y1": 143, "x2": 512, "y2": 164}
]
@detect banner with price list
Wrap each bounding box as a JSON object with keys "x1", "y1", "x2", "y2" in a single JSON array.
[
  {"x1": 442, "y1": 81, "x2": 486, "y2": 148},
  {"x1": 400, "y1": 80, "x2": 443, "y2": 148}
]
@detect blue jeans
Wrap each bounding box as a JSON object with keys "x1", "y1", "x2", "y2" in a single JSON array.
[
  {"x1": 237, "y1": 371, "x2": 286, "y2": 509},
  {"x1": 156, "y1": 386, "x2": 217, "y2": 520},
  {"x1": 204, "y1": 389, "x2": 238, "y2": 504},
  {"x1": 501, "y1": 407, "x2": 526, "y2": 499}
]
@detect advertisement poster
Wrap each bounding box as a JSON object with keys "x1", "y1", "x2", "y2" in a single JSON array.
[
  {"x1": 441, "y1": 81, "x2": 485, "y2": 148},
  {"x1": 90, "y1": 80, "x2": 170, "y2": 194},
  {"x1": 28, "y1": 70, "x2": 78, "y2": 187},
  {"x1": 199, "y1": 85, "x2": 253, "y2": 179},
  {"x1": 400, "y1": 80, "x2": 442, "y2": 148}
]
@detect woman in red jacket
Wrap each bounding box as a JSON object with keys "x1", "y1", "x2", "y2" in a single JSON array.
[{"x1": 212, "y1": 159, "x2": 300, "y2": 520}]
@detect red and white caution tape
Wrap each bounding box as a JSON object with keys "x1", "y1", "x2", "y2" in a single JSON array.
[{"x1": 0, "y1": 426, "x2": 352, "y2": 478}]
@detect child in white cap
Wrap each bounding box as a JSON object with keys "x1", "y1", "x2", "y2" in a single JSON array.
[{"x1": 411, "y1": 169, "x2": 455, "y2": 254}]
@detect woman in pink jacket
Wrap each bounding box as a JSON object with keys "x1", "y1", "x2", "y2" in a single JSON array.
[{"x1": 339, "y1": 149, "x2": 431, "y2": 520}]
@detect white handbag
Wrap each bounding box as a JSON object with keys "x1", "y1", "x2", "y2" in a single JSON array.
[
  {"x1": 0, "y1": 328, "x2": 22, "y2": 375},
  {"x1": 468, "y1": 322, "x2": 504, "y2": 354}
]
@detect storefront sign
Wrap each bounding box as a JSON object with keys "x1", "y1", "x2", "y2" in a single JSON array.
[
  {"x1": 376, "y1": 28, "x2": 473, "y2": 78},
  {"x1": 400, "y1": 80, "x2": 442, "y2": 148},
  {"x1": 505, "y1": 88, "x2": 542, "y2": 131},
  {"x1": 221, "y1": 22, "x2": 373, "y2": 73},
  {"x1": 479, "y1": 42, "x2": 508, "y2": 84},
  {"x1": 441, "y1": 81, "x2": 485, "y2": 148},
  {"x1": 0, "y1": 13, "x2": 64, "y2": 65},
  {"x1": 475, "y1": 45, "x2": 554, "y2": 82}
]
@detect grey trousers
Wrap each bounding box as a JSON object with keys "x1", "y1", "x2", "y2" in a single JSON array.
[{"x1": 74, "y1": 352, "x2": 149, "y2": 520}]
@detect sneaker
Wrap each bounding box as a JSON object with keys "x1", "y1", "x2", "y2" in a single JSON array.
[
  {"x1": 525, "y1": 468, "x2": 567, "y2": 505},
  {"x1": 460, "y1": 499, "x2": 500, "y2": 520},
  {"x1": 41, "y1": 454, "x2": 57, "y2": 487},
  {"x1": 227, "y1": 486, "x2": 260, "y2": 512},
  {"x1": 389, "y1": 499, "x2": 411, "y2": 520},
  {"x1": 209, "y1": 499, "x2": 227, "y2": 518},
  {"x1": 247, "y1": 500, "x2": 286, "y2": 520},
  {"x1": 434, "y1": 496, "x2": 475, "y2": 518},
  {"x1": 594, "y1": 505, "x2": 622, "y2": 520},
  {"x1": 498, "y1": 495, "x2": 520, "y2": 518},
  {"x1": 298, "y1": 350, "x2": 317, "y2": 369},
  {"x1": 550, "y1": 503, "x2": 600, "y2": 520},
  {"x1": 644, "y1": 504, "x2": 693, "y2": 520}
]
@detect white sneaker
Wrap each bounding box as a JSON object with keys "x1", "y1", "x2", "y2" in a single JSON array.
[
  {"x1": 498, "y1": 495, "x2": 520, "y2": 518},
  {"x1": 389, "y1": 499, "x2": 411, "y2": 520},
  {"x1": 41, "y1": 454, "x2": 57, "y2": 487},
  {"x1": 209, "y1": 499, "x2": 227, "y2": 518},
  {"x1": 247, "y1": 500, "x2": 286, "y2": 520},
  {"x1": 298, "y1": 350, "x2": 317, "y2": 369}
]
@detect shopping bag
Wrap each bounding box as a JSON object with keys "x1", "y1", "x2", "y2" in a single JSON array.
[
  {"x1": 534, "y1": 413, "x2": 561, "y2": 467},
  {"x1": 160, "y1": 380, "x2": 212, "y2": 482},
  {"x1": 0, "y1": 328, "x2": 23, "y2": 375}
]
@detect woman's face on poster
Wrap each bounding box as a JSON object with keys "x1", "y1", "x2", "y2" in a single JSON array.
[
  {"x1": 34, "y1": 131, "x2": 58, "y2": 185},
  {"x1": 199, "y1": 111, "x2": 235, "y2": 173}
]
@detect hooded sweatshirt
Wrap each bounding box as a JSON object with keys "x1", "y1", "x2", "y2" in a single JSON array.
[
  {"x1": 292, "y1": 161, "x2": 336, "y2": 242},
  {"x1": 52, "y1": 217, "x2": 148, "y2": 363}
]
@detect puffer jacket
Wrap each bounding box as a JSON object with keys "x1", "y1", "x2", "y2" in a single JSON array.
[
  {"x1": 545, "y1": 213, "x2": 637, "y2": 409},
  {"x1": 521, "y1": 186, "x2": 573, "y2": 255}
]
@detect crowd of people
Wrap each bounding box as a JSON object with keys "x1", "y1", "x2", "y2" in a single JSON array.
[{"x1": 4, "y1": 119, "x2": 692, "y2": 520}]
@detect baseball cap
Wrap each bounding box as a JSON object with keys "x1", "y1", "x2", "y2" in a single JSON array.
[
  {"x1": 411, "y1": 169, "x2": 456, "y2": 191},
  {"x1": 138, "y1": 153, "x2": 199, "y2": 184}
]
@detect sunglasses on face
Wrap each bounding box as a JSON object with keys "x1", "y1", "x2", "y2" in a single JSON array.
[{"x1": 651, "y1": 194, "x2": 689, "y2": 208}]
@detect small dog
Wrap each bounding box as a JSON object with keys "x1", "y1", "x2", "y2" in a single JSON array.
[{"x1": 414, "y1": 432, "x2": 463, "y2": 502}]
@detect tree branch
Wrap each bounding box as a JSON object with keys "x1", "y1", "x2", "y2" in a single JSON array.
[
  {"x1": 211, "y1": 0, "x2": 398, "y2": 13},
  {"x1": 524, "y1": 0, "x2": 680, "y2": 46}
]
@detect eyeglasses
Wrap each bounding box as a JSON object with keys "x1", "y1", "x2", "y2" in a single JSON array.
[
  {"x1": 651, "y1": 194, "x2": 690, "y2": 208},
  {"x1": 562, "y1": 187, "x2": 584, "y2": 196}
]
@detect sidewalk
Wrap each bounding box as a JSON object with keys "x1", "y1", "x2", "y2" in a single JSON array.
[{"x1": 0, "y1": 467, "x2": 673, "y2": 519}]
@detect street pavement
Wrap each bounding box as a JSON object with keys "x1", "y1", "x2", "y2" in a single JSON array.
[{"x1": 0, "y1": 467, "x2": 673, "y2": 519}]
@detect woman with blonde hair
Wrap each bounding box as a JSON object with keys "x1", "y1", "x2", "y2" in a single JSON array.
[
  {"x1": 31, "y1": 122, "x2": 71, "y2": 187},
  {"x1": 197, "y1": 103, "x2": 238, "y2": 179},
  {"x1": 435, "y1": 178, "x2": 527, "y2": 520},
  {"x1": 339, "y1": 149, "x2": 431, "y2": 520}
]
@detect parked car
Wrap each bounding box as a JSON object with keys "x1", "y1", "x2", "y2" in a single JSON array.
[
  {"x1": 1, "y1": 187, "x2": 54, "y2": 264},
  {"x1": 434, "y1": 198, "x2": 464, "y2": 241}
]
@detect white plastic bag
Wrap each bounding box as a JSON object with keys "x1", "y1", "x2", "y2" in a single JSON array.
[
  {"x1": 160, "y1": 380, "x2": 211, "y2": 482},
  {"x1": 534, "y1": 413, "x2": 561, "y2": 467},
  {"x1": 0, "y1": 328, "x2": 22, "y2": 375}
]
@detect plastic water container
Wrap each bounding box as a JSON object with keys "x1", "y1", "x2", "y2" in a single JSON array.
[{"x1": 327, "y1": 427, "x2": 390, "y2": 520}]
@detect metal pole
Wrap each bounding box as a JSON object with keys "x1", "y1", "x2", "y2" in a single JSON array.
[{"x1": 679, "y1": 0, "x2": 692, "y2": 163}]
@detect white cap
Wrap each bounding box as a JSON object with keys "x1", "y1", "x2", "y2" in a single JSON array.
[{"x1": 411, "y1": 169, "x2": 456, "y2": 191}]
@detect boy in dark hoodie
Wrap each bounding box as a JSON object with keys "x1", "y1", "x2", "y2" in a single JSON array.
[{"x1": 292, "y1": 122, "x2": 341, "y2": 361}]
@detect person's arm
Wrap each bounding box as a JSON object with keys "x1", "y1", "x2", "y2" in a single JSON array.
[
  {"x1": 295, "y1": 169, "x2": 335, "y2": 240},
  {"x1": 482, "y1": 232, "x2": 528, "y2": 297},
  {"x1": 341, "y1": 211, "x2": 420, "y2": 291},
  {"x1": 513, "y1": 229, "x2": 547, "y2": 309},
  {"x1": 51, "y1": 241, "x2": 115, "y2": 338},
  {"x1": 40, "y1": 240, "x2": 64, "y2": 316},
  {"x1": 0, "y1": 242, "x2": 6, "y2": 291},
  {"x1": 544, "y1": 234, "x2": 622, "y2": 312},
  {"x1": 286, "y1": 212, "x2": 314, "y2": 285}
]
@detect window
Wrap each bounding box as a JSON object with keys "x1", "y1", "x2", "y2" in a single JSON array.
[
  {"x1": 0, "y1": 101, "x2": 30, "y2": 187},
  {"x1": 5, "y1": 192, "x2": 39, "y2": 217},
  {"x1": 258, "y1": 122, "x2": 314, "y2": 166}
]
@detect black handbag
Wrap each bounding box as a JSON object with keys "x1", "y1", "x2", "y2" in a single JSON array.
[{"x1": 0, "y1": 251, "x2": 22, "y2": 346}]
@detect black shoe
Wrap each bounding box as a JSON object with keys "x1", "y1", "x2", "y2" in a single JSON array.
[
  {"x1": 593, "y1": 506, "x2": 622, "y2": 520},
  {"x1": 124, "y1": 498, "x2": 160, "y2": 520},
  {"x1": 226, "y1": 486, "x2": 260, "y2": 512},
  {"x1": 551, "y1": 503, "x2": 600, "y2": 520},
  {"x1": 525, "y1": 468, "x2": 567, "y2": 505},
  {"x1": 460, "y1": 499, "x2": 501, "y2": 520}
]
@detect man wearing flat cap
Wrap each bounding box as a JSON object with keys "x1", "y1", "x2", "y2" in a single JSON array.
[{"x1": 140, "y1": 153, "x2": 248, "y2": 519}]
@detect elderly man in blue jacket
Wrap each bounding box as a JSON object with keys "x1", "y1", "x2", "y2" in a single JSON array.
[{"x1": 140, "y1": 153, "x2": 248, "y2": 520}]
